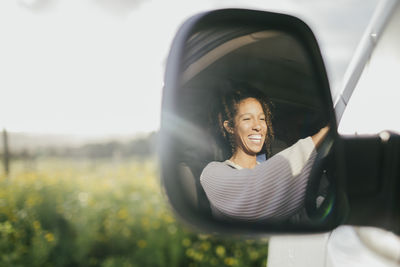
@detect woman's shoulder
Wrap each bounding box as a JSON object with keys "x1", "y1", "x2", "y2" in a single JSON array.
[
  {"x1": 202, "y1": 161, "x2": 228, "y2": 170},
  {"x1": 201, "y1": 161, "x2": 234, "y2": 178}
]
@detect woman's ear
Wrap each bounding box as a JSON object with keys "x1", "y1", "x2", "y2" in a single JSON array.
[{"x1": 223, "y1": 120, "x2": 234, "y2": 134}]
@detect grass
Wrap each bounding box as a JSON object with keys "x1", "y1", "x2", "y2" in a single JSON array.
[{"x1": 0, "y1": 157, "x2": 268, "y2": 267}]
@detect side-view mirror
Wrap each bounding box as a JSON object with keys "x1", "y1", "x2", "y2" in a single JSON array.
[{"x1": 160, "y1": 8, "x2": 399, "y2": 235}]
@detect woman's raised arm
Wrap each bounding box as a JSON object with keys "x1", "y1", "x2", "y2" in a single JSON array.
[{"x1": 200, "y1": 137, "x2": 317, "y2": 221}]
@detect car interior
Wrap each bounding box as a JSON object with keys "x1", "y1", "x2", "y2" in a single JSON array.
[{"x1": 167, "y1": 27, "x2": 333, "y2": 224}]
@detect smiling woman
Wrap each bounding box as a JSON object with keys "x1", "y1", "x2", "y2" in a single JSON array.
[
  {"x1": 224, "y1": 97, "x2": 269, "y2": 166},
  {"x1": 213, "y1": 81, "x2": 274, "y2": 167},
  {"x1": 200, "y1": 81, "x2": 329, "y2": 222}
]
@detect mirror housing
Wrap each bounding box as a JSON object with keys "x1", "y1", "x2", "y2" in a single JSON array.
[{"x1": 160, "y1": 8, "x2": 343, "y2": 234}]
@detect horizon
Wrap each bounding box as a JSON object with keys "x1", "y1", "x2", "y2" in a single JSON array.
[{"x1": 0, "y1": 129, "x2": 158, "y2": 153}]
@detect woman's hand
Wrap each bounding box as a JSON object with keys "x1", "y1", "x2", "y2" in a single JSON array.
[{"x1": 312, "y1": 126, "x2": 330, "y2": 148}]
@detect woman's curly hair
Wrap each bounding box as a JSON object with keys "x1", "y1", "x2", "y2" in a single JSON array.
[{"x1": 211, "y1": 80, "x2": 274, "y2": 159}]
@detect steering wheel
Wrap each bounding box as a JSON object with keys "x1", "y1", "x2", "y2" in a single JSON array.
[{"x1": 304, "y1": 131, "x2": 336, "y2": 222}]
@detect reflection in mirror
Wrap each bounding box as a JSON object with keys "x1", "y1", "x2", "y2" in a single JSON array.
[{"x1": 163, "y1": 25, "x2": 337, "y2": 229}]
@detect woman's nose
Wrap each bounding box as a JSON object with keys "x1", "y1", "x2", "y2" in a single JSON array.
[{"x1": 253, "y1": 121, "x2": 261, "y2": 131}]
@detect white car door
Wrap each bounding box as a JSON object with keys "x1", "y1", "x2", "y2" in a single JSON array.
[{"x1": 268, "y1": 0, "x2": 400, "y2": 266}]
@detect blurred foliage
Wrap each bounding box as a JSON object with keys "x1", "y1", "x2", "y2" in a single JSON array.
[
  {"x1": 0, "y1": 158, "x2": 268, "y2": 267},
  {"x1": 2, "y1": 132, "x2": 158, "y2": 161}
]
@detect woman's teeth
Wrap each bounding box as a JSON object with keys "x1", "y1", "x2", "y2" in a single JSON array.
[{"x1": 248, "y1": 135, "x2": 262, "y2": 143}]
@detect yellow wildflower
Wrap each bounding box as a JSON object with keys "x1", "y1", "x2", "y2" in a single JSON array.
[
  {"x1": 26, "y1": 195, "x2": 42, "y2": 208},
  {"x1": 167, "y1": 225, "x2": 177, "y2": 235},
  {"x1": 182, "y1": 238, "x2": 191, "y2": 247},
  {"x1": 141, "y1": 217, "x2": 149, "y2": 228},
  {"x1": 45, "y1": 232, "x2": 55, "y2": 243},
  {"x1": 152, "y1": 221, "x2": 160, "y2": 229},
  {"x1": 224, "y1": 257, "x2": 237, "y2": 266},
  {"x1": 200, "y1": 241, "x2": 211, "y2": 251},
  {"x1": 198, "y1": 234, "x2": 210, "y2": 240},
  {"x1": 193, "y1": 252, "x2": 204, "y2": 262},
  {"x1": 33, "y1": 220, "x2": 41, "y2": 230},
  {"x1": 137, "y1": 239, "x2": 147, "y2": 248},
  {"x1": 215, "y1": 245, "x2": 226, "y2": 257},
  {"x1": 186, "y1": 248, "x2": 194, "y2": 257},
  {"x1": 117, "y1": 208, "x2": 128, "y2": 220},
  {"x1": 163, "y1": 214, "x2": 174, "y2": 223},
  {"x1": 249, "y1": 250, "x2": 259, "y2": 260}
]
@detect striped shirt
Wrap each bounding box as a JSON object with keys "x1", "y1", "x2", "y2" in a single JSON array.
[{"x1": 200, "y1": 137, "x2": 317, "y2": 221}]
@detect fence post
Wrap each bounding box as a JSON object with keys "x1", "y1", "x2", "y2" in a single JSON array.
[{"x1": 3, "y1": 128, "x2": 9, "y2": 176}]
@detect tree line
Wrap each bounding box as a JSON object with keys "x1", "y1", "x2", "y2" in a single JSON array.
[{"x1": 1, "y1": 131, "x2": 158, "y2": 161}]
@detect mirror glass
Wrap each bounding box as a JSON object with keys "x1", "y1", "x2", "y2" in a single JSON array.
[{"x1": 162, "y1": 23, "x2": 338, "y2": 231}]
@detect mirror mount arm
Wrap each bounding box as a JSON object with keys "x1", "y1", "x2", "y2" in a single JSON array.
[{"x1": 334, "y1": 0, "x2": 397, "y2": 122}]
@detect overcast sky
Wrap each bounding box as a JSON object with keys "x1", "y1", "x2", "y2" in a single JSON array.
[{"x1": 0, "y1": 0, "x2": 379, "y2": 136}]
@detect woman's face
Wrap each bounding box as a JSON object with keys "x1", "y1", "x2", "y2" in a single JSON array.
[{"x1": 226, "y1": 97, "x2": 267, "y2": 156}]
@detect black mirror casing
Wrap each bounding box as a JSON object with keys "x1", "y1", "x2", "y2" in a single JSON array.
[{"x1": 160, "y1": 9, "x2": 344, "y2": 235}]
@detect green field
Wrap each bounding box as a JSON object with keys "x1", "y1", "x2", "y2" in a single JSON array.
[{"x1": 0, "y1": 158, "x2": 268, "y2": 267}]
